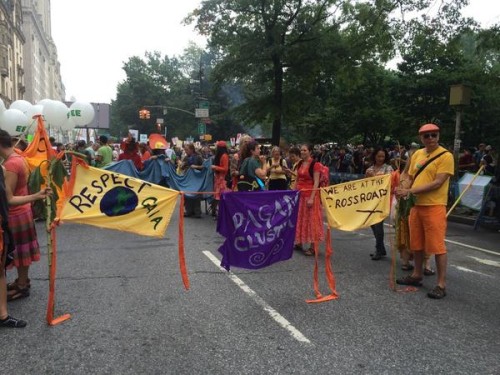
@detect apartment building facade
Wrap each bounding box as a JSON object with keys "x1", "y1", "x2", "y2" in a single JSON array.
[
  {"x1": 0, "y1": 0, "x2": 64, "y2": 107},
  {"x1": 21, "y1": 0, "x2": 64, "y2": 103}
]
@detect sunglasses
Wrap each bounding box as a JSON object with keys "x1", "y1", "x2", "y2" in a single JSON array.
[{"x1": 422, "y1": 133, "x2": 438, "y2": 139}]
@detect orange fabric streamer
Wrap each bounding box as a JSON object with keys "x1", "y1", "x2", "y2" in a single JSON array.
[
  {"x1": 178, "y1": 193, "x2": 190, "y2": 290},
  {"x1": 46, "y1": 223, "x2": 71, "y2": 325},
  {"x1": 306, "y1": 228, "x2": 339, "y2": 303},
  {"x1": 390, "y1": 170, "x2": 400, "y2": 206}
]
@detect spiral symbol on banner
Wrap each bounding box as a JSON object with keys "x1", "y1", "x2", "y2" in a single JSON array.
[{"x1": 249, "y1": 239, "x2": 284, "y2": 267}]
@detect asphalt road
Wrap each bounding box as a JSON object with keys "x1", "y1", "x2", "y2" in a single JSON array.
[{"x1": 1, "y1": 207, "x2": 499, "y2": 375}]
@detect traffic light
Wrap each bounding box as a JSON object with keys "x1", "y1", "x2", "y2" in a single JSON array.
[{"x1": 139, "y1": 109, "x2": 150, "y2": 119}]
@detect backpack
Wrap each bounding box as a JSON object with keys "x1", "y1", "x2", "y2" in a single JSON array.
[
  {"x1": 299, "y1": 160, "x2": 330, "y2": 188},
  {"x1": 237, "y1": 158, "x2": 265, "y2": 192}
]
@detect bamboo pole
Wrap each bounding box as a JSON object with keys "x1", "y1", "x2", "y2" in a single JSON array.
[{"x1": 446, "y1": 165, "x2": 485, "y2": 217}]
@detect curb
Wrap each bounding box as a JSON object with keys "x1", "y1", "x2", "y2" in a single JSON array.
[{"x1": 448, "y1": 214, "x2": 476, "y2": 226}]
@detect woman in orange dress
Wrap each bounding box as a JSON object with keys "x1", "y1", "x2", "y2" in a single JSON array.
[
  {"x1": 294, "y1": 144, "x2": 324, "y2": 256},
  {"x1": 210, "y1": 141, "x2": 230, "y2": 218}
]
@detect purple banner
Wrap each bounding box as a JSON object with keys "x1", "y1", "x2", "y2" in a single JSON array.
[{"x1": 217, "y1": 190, "x2": 300, "y2": 271}]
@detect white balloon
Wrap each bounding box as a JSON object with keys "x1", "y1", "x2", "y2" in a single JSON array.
[
  {"x1": 0, "y1": 109, "x2": 30, "y2": 136},
  {"x1": 37, "y1": 98, "x2": 53, "y2": 108},
  {"x1": 60, "y1": 116, "x2": 76, "y2": 131},
  {"x1": 32, "y1": 104, "x2": 44, "y2": 116},
  {"x1": 23, "y1": 104, "x2": 44, "y2": 134},
  {"x1": 43, "y1": 100, "x2": 68, "y2": 126},
  {"x1": 69, "y1": 101, "x2": 95, "y2": 126},
  {"x1": 10, "y1": 100, "x2": 34, "y2": 118}
]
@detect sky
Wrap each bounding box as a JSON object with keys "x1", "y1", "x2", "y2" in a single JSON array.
[{"x1": 50, "y1": 0, "x2": 499, "y2": 105}]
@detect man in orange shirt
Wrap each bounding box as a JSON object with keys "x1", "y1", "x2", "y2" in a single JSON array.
[{"x1": 395, "y1": 124, "x2": 454, "y2": 299}]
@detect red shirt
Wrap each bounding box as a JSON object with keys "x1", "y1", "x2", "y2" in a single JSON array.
[
  {"x1": 119, "y1": 152, "x2": 143, "y2": 171},
  {"x1": 296, "y1": 159, "x2": 322, "y2": 197}
]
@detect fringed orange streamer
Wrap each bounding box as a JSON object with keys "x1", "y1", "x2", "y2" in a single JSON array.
[
  {"x1": 306, "y1": 227, "x2": 339, "y2": 303},
  {"x1": 178, "y1": 193, "x2": 190, "y2": 290},
  {"x1": 46, "y1": 224, "x2": 71, "y2": 325}
]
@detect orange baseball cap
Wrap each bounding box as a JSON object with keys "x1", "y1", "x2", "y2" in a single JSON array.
[{"x1": 418, "y1": 123, "x2": 440, "y2": 134}]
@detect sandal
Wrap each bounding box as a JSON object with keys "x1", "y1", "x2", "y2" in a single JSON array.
[
  {"x1": 7, "y1": 284, "x2": 30, "y2": 302},
  {"x1": 293, "y1": 244, "x2": 304, "y2": 252},
  {"x1": 401, "y1": 264, "x2": 414, "y2": 271},
  {"x1": 302, "y1": 247, "x2": 315, "y2": 256},
  {"x1": 427, "y1": 285, "x2": 446, "y2": 299},
  {"x1": 396, "y1": 275, "x2": 423, "y2": 287},
  {"x1": 423, "y1": 268, "x2": 435, "y2": 276},
  {"x1": 7, "y1": 278, "x2": 30, "y2": 291}
]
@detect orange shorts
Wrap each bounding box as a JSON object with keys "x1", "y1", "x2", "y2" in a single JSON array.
[{"x1": 409, "y1": 205, "x2": 447, "y2": 255}]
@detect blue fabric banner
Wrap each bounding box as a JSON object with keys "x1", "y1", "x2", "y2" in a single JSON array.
[
  {"x1": 217, "y1": 190, "x2": 300, "y2": 271},
  {"x1": 104, "y1": 157, "x2": 214, "y2": 198}
]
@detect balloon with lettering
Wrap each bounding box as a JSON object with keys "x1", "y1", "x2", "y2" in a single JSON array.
[
  {"x1": 69, "y1": 101, "x2": 95, "y2": 126},
  {"x1": 43, "y1": 100, "x2": 69, "y2": 126},
  {"x1": 0, "y1": 108, "x2": 30, "y2": 136}
]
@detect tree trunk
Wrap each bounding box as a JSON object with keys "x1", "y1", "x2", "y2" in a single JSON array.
[{"x1": 272, "y1": 54, "x2": 283, "y2": 146}]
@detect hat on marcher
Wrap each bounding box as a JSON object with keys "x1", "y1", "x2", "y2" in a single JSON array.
[
  {"x1": 418, "y1": 123, "x2": 440, "y2": 134},
  {"x1": 216, "y1": 140, "x2": 227, "y2": 148},
  {"x1": 148, "y1": 134, "x2": 167, "y2": 150},
  {"x1": 485, "y1": 145, "x2": 492, "y2": 151},
  {"x1": 410, "y1": 142, "x2": 419, "y2": 149}
]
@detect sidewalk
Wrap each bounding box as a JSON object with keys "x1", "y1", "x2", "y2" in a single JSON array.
[{"x1": 448, "y1": 206, "x2": 500, "y2": 231}]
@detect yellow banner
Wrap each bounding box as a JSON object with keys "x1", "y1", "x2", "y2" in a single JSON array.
[
  {"x1": 59, "y1": 164, "x2": 179, "y2": 237},
  {"x1": 321, "y1": 175, "x2": 391, "y2": 231}
]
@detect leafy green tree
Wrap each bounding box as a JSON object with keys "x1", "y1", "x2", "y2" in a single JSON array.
[{"x1": 186, "y1": 0, "x2": 337, "y2": 145}]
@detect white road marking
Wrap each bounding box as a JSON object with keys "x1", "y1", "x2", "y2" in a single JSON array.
[
  {"x1": 202, "y1": 250, "x2": 312, "y2": 345},
  {"x1": 452, "y1": 265, "x2": 493, "y2": 277},
  {"x1": 445, "y1": 239, "x2": 500, "y2": 257},
  {"x1": 380, "y1": 223, "x2": 499, "y2": 257},
  {"x1": 467, "y1": 256, "x2": 500, "y2": 268}
]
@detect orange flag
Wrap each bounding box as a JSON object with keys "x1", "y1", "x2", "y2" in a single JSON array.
[
  {"x1": 19, "y1": 115, "x2": 67, "y2": 213},
  {"x1": 19, "y1": 115, "x2": 57, "y2": 171}
]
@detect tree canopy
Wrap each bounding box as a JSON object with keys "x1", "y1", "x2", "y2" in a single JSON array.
[{"x1": 110, "y1": 0, "x2": 500, "y2": 150}]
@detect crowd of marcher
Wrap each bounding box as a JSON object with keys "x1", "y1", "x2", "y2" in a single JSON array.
[{"x1": 1, "y1": 127, "x2": 497, "y2": 328}]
